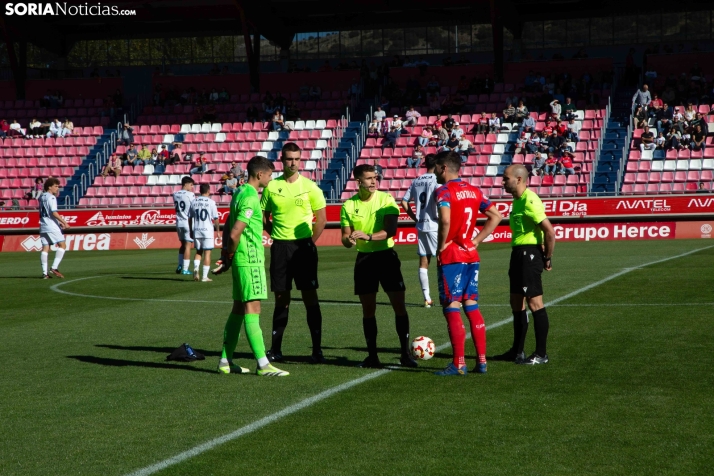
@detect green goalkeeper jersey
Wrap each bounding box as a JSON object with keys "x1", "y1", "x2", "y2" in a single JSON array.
[{"x1": 230, "y1": 184, "x2": 265, "y2": 267}]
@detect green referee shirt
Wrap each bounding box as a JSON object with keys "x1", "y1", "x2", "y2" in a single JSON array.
[
  {"x1": 340, "y1": 191, "x2": 400, "y2": 253},
  {"x1": 230, "y1": 184, "x2": 265, "y2": 266},
  {"x1": 509, "y1": 188, "x2": 548, "y2": 246},
  {"x1": 260, "y1": 174, "x2": 326, "y2": 241}
]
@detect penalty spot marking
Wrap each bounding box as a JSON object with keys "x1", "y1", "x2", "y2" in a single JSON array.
[{"x1": 124, "y1": 245, "x2": 712, "y2": 476}]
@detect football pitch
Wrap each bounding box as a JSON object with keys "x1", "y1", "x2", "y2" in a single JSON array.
[{"x1": 1, "y1": 240, "x2": 713, "y2": 476}]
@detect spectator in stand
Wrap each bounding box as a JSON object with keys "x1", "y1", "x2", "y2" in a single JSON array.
[
  {"x1": 9, "y1": 119, "x2": 25, "y2": 137},
  {"x1": 655, "y1": 103, "x2": 673, "y2": 134},
  {"x1": 223, "y1": 171, "x2": 238, "y2": 195},
  {"x1": 190, "y1": 153, "x2": 208, "y2": 174},
  {"x1": 514, "y1": 100, "x2": 529, "y2": 123},
  {"x1": 47, "y1": 118, "x2": 64, "y2": 138},
  {"x1": 118, "y1": 123, "x2": 134, "y2": 146},
  {"x1": 0, "y1": 119, "x2": 9, "y2": 138},
  {"x1": 426, "y1": 76, "x2": 440, "y2": 95},
  {"x1": 672, "y1": 106, "x2": 684, "y2": 123},
  {"x1": 451, "y1": 92, "x2": 466, "y2": 112},
  {"x1": 451, "y1": 122, "x2": 464, "y2": 139},
  {"x1": 632, "y1": 84, "x2": 652, "y2": 108},
  {"x1": 218, "y1": 88, "x2": 229, "y2": 102},
  {"x1": 684, "y1": 103, "x2": 697, "y2": 122},
  {"x1": 532, "y1": 153, "x2": 546, "y2": 176},
  {"x1": 442, "y1": 134, "x2": 460, "y2": 153},
  {"x1": 435, "y1": 123, "x2": 449, "y2": 146},
  {"x1": 555, "y1": 119, "x2": 568, "y2": 137},
  {"x1": 169, "y1": 142, "x2": 185, "y2": 165},
  {"x1": 666, "y1": 127, "x2": 682, "y2": 150},
  {"x1": 209, "y1": 88, "x2": 219, "y2": 102},
  {"x1": 373, "y1": 105, "x2": 386, "y2": 123},
  {"x1": 561, "y1": 97, "x2": 577, "y2": 119},
  {"x1": 458, "y1": 136, "x2": 475, "y2": 163},
  {"x1": 566, "y1": 118, "x2": 581, "y2": 143},
  {"x1": 691, "y1": 125, "x2": 706, "y2": 151},
  {"x1": 489, "y1": 112, "x2": 501, "y2": 133},
  {"x1": 389, "y1": 115, "x2": 404, "y2": 136},
  {"x1": 514, "y1": 132, "x2": 528, "y2": 157},
  {"x1": 137, "y1": 144, "x2": 151, "y2": 163},
  {"x1": 526, "y1": 132, "x2": 541, "y2": 155},
  {"x1": 443, "y1": 114, "x2": 455, "y2": 132},
  {"x1": 472, "y1": 112, "x2": 489, "y2": 134},
  {"x1": 272, "y1": 109, "x2": 286, "y2": 131},
  {"x1": 655, "y1": 131, "x2": 666, "y2": 149},
  {"x1": 418, "y1": 126, "x2": 432, "y2": 146},
  {"x1": 503, "y1": 103, "x2": 516, "y2": 124},
  {"x1": 31, "y1": 177, "x2": 43, "y2": 199},
  {"x1": 548, "y1": 131, "x2": 567, "y2": 154},
  {"x1": 368, "y1": 119, "x2": 381, "y2": 137},
  {"x1": 639, "y1": 126, "x2": 656, "y2": 152},
  {"x1": 124, "y1": 144, "x2": 141, "y2": 167},
  {"x1": 101, "y1": 154, "x2": 122, "y2": 177},
  {"x1": 421, "y1": 94, "x2": 438, "y2": 115},
  {"x1": 28, "y1": 118, "x2": 43, "y2": 138},
  {"x1": 558, "y1": 152, "x2": 576, "y2": 176},
  {"x1": 309, "y1": 85, "x2": 321, "y2": 100},
  {"x1": 382, "y1": 126, "x2": 399, "y2": 150},
  {"x1": 407, "y1": 145, "x2": 424, "y2": 168},
  {"x1": 158, "y1": 144, "x2": 170, "y2": 161},
  {"x1": 246, "y1": 105, "x2": 259, "y2": 123},
  {"x1": 648, "y1": 93, "x2": 663, "y2": 118},
  {"x1": 697, "y1": 182, "x2": 710, "y2": 193},
  {"x1": 543, "y1": 152, "x2": 557, "y2": 175},
  {"x1": 373, "y1": 159, "x2": 384, "y2": 182},
  {"x1": 404, "y1": 106, "x2": 421, "y2": 127},
  {"x1": 634, "y1": 105, "x2": 648, "y2": 129},
  {"x1": 549, "y1": 99, "x2": 562, "y2": 120},
  {"x1": 147, "y1": 147, "x2": 159, "y2": 165},
  {"x1": 520, "y1": 114, "x2": 536, "y2": 135}
]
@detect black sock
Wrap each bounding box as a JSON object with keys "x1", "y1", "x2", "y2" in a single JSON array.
[
  {"x1": 271, "y1": 307, "x2": 289, "y2": 353},
  {"x1": 532, "y1": 307, "x2": 550, "y2": 357},
  {"x1": 394, "y1": 314, "x2": 410, "y2": 354},
  {"x1": 513, "y1": 309, "x2": 528, "y2": 354},
  {"x1": 306, "y1": 304, "x2": 322, "y2": 353},
  {"x1": 363, "y1": 317, "x2": 378, "y2": 357}
]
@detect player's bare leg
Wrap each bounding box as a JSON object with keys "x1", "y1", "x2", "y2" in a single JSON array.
[
  {"x1": 193, "y1": 249, "x2": 203, "y2": 281},
  {"x1": 200, "y1": 249, "x2": 212, "y2": 282},
  {"x1": 386, "y1": 290, "x2": 417, "y2": 368},
  {"x1": 418, "y1": 255, "x2": 433, "y2": 307},
  {"x1": 42, "y1": 241, "x2": 66, "y2": 279},
  {"x1": 357, "y1": 293, "x2": 382, "y2": 368}
]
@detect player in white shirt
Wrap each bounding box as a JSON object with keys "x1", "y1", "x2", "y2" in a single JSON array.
[
  {"x1": 400, "y1": 154, "x2": 439, "y2": 307},
  {"x1": 38, "y1": 177, "x2": 70, "y2": 279},
  {"x1": 188, "y1": 184, "x2": 219, "y2": 282},
  {"x1": 172, "y1": 176, "x2": 196, "y2": 275}
]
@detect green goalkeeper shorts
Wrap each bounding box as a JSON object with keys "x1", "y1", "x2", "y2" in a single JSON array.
[{"x1": 232, "y1": 265, "x2": 267, "y2": 302}]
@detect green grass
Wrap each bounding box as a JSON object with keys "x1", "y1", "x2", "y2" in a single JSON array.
[{"x1": 0, "y1": 241, "x2": 713, "y2": 475}]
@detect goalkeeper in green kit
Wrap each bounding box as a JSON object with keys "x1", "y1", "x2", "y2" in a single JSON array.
[{"x1": 214, "y1": 156, "x2": 289, "y2": 376}]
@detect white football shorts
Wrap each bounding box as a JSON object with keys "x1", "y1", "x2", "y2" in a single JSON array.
[
  {"x1": 40, "y1": 229, "x2": 65, "y2": 246},
  {"x1": 194, "y1": 237, "x2": 214, "y2": 251},
  {"x1": 176, "y1": 225, "x2": 193, "y2": 243},
  {"x1": 417, "y1": 230, "x2": 438, "y2": 257}
]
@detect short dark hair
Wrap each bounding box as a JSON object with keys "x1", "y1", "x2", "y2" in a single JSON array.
[
  {"x1": 435, "y1": 151, "x2": 461, "y2": 173},
  {"x1": 353, "y1": 164, "x2": 375, "y2": 179},
  {"x1": 181, "y1": 176, "x2": 194, "y2": 186},
  {"x1": 281, "y1": 142, "x2": 301, "y2": 157},
  {"x1": 43, "y1": 177, "x2": 60, "y2": 191},
  {"x1": 247, "y1": 156, "x2": 275, "y2": 177},
  {"x1": 424, "y1": 153, "x2": 437, "y2": 170},
  {"x1": 199, "y1": 183, "x2": 211, "y2": 194}
]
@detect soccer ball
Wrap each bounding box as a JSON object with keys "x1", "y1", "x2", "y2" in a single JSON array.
[{"x1": 411, "y1": 336, "x2": 435, "y2": 360}]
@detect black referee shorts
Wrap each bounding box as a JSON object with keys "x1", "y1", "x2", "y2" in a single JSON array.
[
  {"x1": 269, "y1": 238, "x2": 319, "y2": 292},
  {"x1": 508, "y1": 245, "x2": 544, "y2": 297},
  {"x1": 354, "y1": 248, "x2": 406, "y2": 295}
]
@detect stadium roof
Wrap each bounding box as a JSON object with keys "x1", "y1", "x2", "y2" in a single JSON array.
[{"x1": 2, "y1": 0, "x2": 707, "y2": 57}]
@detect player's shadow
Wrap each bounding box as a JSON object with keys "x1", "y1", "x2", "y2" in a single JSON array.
[
  {"x1": 120, "y1": 277, "x2": 188, "y2": 282},
  {"x1": 275, "y1": 354, "x2": 363, "y2": 367},
  {"x1": 67, "y1": 355, "x2": 217, "y2": 374},
  {"x1": 318, "y1": 299, "x2": 423, "y2": 308},
  {"x1": 96, "y1": 344, "x2": 224, "y2": 358}
]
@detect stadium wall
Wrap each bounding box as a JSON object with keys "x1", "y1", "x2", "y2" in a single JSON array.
[{"x1": 0, "y1": 78, "x2": 124, "y2": 101}]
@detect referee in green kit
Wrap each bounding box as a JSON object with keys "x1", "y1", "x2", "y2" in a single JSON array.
[
  {"x1": 494, "y1": 164, "x2": 556, "y2": 365},
  {"x1": 261, "y1": 142, "x2": 327, "y2": 363}
]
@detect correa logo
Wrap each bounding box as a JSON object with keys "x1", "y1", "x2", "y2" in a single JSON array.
[
  {"x1": 21, "y1": 235, "x2": 43, "y2": 252},
  {"x1": 5, "y1": 3, "x2": 136, "y2": 16}
]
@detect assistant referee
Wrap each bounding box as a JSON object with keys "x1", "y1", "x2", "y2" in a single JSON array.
[
  {"x1": 261, "y1": 142, "x2": 327, "y2": 363},
  {"x1": 494, "y1": 164, "x2": 556, "y2": 365}
]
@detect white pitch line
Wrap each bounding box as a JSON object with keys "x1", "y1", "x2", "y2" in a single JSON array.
[{"x1": 123, "y1": 244, "x2": 713, "y2": 476}]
